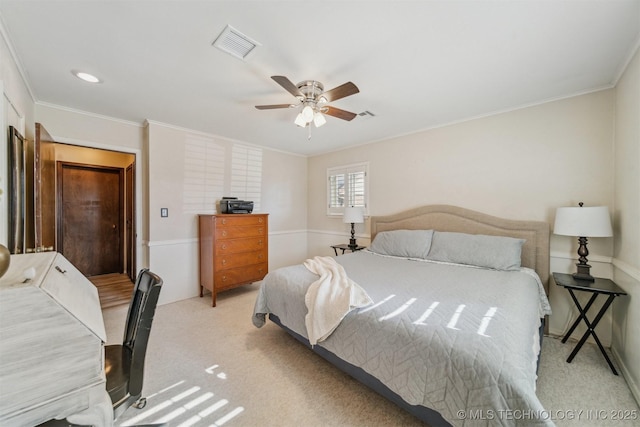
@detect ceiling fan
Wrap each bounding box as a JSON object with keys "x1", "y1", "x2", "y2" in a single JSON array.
[{"x1": 255, "y1": 76, "x2": 360, "y2": 130}]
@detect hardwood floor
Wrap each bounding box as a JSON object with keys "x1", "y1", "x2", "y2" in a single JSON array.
[{"x1": 88, "y1": 273, "x2": 134, "y2": 308}]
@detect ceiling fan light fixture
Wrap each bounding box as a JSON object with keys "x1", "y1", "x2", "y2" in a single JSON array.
[
  {"x1": 313, "y1": 112, "x2": 327, "y2": 127},
  {"x1": 254, "y1": 75, "x2": 360, "y2": 135}
]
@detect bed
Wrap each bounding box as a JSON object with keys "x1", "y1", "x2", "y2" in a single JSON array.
[{"x1": 253, "y1": 205, "x2": 552, "y2": 426}]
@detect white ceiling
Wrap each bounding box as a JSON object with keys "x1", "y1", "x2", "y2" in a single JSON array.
[{"x1": 0, "y1": 1, "x2": 638, "y2": 156}]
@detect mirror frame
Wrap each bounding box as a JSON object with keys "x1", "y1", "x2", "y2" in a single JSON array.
[{"x1": 8, "y1": 126, "x2": 25, "y2": 254}]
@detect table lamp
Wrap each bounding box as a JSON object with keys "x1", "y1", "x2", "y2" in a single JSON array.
[
  {"x1": 343, "y1": 206, "x2": 365, "y2": 250},
  {"x1": 553, "y1": 202, "x2": 613, "y2": 281}
]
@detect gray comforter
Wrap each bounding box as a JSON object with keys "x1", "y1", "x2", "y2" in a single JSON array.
[{"x1": 253, "y1": 251, "x2": 554, "y2": 426}]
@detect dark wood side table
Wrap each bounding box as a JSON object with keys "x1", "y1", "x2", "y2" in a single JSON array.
[
  {"x1": 331, "y1": 244, "x2": 366, "y2": 256},
  {"x1": 553, "y1": 272, "x2": 627, "y2": 375}
]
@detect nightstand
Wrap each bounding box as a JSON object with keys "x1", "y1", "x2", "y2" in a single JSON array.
[
  {"x1": 553, "y1": 272, "x2": 627, "y2": 375},
  {"x1": 330, "y1": 244, "x2": 366, "y2": 256}
]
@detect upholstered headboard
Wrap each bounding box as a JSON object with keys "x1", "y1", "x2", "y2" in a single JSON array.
[{"x1": 370, "y1": 205, "x2": 550, "y2": 295}]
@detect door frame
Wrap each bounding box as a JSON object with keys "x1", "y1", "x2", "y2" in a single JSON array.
[
  {"x1": 125, "y1": 162, "x2": 136, "y2": 281},
  {"x1": 48, "y1": 136, "x2": 142, "y2": 276},
  {"x1": 56, "y1": 161, "x2": 125, "y2": 275}
]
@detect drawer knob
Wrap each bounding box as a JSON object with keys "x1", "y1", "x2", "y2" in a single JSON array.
[
  {"x1": 222, "y1": 231, "x2": 227, "y2": 237},
  {"x1": 222, "y1": 276, "x2": 227, "y2": 282},
  {"x1": 258, "y1": 254, "x2": 263, "y2": 260},
  {"x1": 222, "y1": 219, "x2": 227, "y2": 225},
  {"x1": 258, "y1": 228, "x2": 263, "y2": 234},
  {"x1": 222, "y1": 259, "x2": 227, "y2": 265},
  {"x1": 257, "y1": 240, "x2": 263, "y2": 245},
  {"x1": 221, "y1": 244, "x2": 227, "y2": 250},
  {"x1": 259, "y1": 218, "x2": 263, "y2": 223}
]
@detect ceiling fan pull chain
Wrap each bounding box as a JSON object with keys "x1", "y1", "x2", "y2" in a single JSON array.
[{"x1": 308, "y1": 123, "x2": 312, "y2": 140}]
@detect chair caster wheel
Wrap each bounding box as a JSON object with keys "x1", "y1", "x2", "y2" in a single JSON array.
[{"x1": 133, "y1": 397, "x2": 147, "y2": 409}]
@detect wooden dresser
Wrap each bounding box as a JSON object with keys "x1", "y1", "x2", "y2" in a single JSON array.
[{"x1": 198, "y1": 213, "x2": 268, "y2": 306}]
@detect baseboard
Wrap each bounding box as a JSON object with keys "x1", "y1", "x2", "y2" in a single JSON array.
[{"x1": 611, "y1": 346, "x2": 640, "y2": 407}]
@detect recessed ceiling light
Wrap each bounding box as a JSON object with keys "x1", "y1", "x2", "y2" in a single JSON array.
[{"x1": 72, "y1": 70, "x2": 102, "y2": 83}]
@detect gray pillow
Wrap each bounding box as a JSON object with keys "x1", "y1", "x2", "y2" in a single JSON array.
[
  {"x1": 369, "y1": 229, "x2": 434, "y2": 259},
  {"x1": 426, "y1": 231, "x2": 525, "y2": 271}
]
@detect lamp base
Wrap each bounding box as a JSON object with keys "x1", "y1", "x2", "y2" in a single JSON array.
[
  {"x1": 572, "y1": 263, "x2": 594, "y2": 282},
  {"x1": 348, "y1": 238, "x2": 358, "y2": 250}
]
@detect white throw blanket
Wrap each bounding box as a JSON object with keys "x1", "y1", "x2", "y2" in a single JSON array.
[{"x1": 303, "y1": 256, "x2": 373, "y2": 345}]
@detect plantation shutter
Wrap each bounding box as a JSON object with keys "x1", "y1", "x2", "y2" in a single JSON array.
[{"x1": 327, "y1": 163, "x2": 368, "y2": 215}]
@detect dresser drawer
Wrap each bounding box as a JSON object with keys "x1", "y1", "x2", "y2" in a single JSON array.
[
  {"x1": 215, "y1": 237, "x2": 266, "y2": 254},
  {"x1": 215, "y1": 215, "x2": 267, "y2": 227},
  {"x1": 215, "y1": 225, "x2": 266, "y2": 240},
  {"x1": 214, "y1": 263, "x2": 268, "y2": 290},
  {"x1": 214, "y1": 250, "x2": 266, "y2": 270}
]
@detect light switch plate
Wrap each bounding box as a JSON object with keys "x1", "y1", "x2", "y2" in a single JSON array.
[{"x1": 160, "y1": 208, "x2": 168, "y2": 217}]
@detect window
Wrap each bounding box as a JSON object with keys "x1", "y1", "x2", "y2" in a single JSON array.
[{"x1": 327, "y1": 162, "x2": 368, "y2": 216}]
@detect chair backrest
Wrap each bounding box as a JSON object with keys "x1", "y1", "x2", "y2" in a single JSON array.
[{"x1": 123, "y1": 268, "x2": 163, "y2": 396}]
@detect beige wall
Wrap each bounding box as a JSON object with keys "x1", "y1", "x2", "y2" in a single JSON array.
[
  {"x1": 145, "y1": 121, "x2": 308, "y2": 304},
  {"x1": 35, "y1": 104, "x2": 144, "y2": 152},
  {"x1": 308, "y1": 90, "x2": 615, "y2": 255},
  {"x1": 0, "y1": 31, "x2": 35, "y2": 245},
  {"x1": 612, "y1": 46, "x2": 640, "y2": 404}
]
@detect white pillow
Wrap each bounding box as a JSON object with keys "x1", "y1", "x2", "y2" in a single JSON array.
[
  {"x1": 426, "y1": 231, "x2": 525, "y2": 271},
  {"x1": 369, "y1": 229, "x2": 434, "y2": 259}
]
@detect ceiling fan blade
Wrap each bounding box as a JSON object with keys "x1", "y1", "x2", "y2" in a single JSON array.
[
  {"x1": 323, "y1": 106, "x2": 358, "y2": 121},
  {"x1": 321, "y1": 82, "x2": 359, "y2": 102},
  {"x1": 271, "y1": 75, "x2": 304, "y2": 99},
  {"x1": 255, "y1": 104, "x2": 296, "y2": 110}
]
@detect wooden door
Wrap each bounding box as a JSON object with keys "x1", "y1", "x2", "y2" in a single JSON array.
[
  {"x1": 57, "y1": 162, "x2": 124, "y2": 276},
  {"x1": 34, "y1": 123, "x2": 56, "y2": 252}
]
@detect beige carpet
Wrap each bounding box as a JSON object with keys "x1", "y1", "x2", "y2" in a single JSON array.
[{"x1": 104, "y1": 283, "x2": 639, "y2": 427}]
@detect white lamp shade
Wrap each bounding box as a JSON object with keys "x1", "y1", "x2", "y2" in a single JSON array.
[
  {"x1": 343, "y1": 206, "x2": 365, "y2": 224},
  {"x1": 301, "y1": 105, "x2": 314, "y2": 123},
  {"x1": 294, "y1": 113, "x2": 306, "y2": 127},
  {"x1": 313, "y1": 112, "x2": 327, "y2": 127},
  {"x1": 553, "y1": 206, "x2": 613, "y2": 237}
]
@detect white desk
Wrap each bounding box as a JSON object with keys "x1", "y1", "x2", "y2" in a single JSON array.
[{"x1": 0, "y1": 252, "x2": 113, "y2": 426}]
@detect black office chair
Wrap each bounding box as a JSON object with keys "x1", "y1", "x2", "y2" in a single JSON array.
[{"x1": 105, "y1": 268, "x2": 163, "y2": 421}]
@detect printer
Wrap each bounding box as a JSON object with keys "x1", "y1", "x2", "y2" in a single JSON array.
[{"x1": 220, "y1": 197, "x2": 254, "y2": 214}]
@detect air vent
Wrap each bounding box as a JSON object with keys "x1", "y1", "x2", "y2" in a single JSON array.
[
  {"x1": 213, "y1": 25, "x2": 260, "y2": 60},
  {"x1": 358, "y1": 111, "x2": 376, "y2": 119}
]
